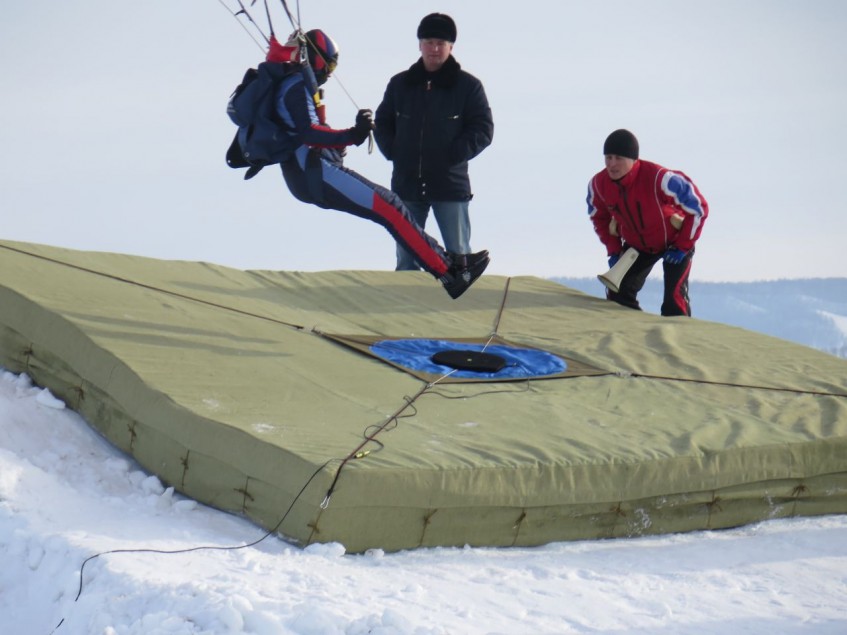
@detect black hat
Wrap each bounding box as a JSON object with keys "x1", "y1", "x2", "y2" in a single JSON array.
[
  {"x1": 603, "y1": 129, "x2": 639, "y2": 160},
  {"x1": 417, "y1": 13, "x2": 457, "y2": 43}
]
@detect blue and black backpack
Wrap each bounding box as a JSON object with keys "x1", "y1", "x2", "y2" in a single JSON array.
[{"x1": 226, "y1": 61, "x2": 297, "y2": 180}]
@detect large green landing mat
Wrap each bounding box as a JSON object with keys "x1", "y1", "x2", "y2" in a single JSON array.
[{"x1": 1, "y1": 239, "x2": 845, "y2": 552}]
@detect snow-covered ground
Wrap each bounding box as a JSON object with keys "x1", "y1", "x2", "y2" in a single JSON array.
[{"x1": 2, "y1": 281, "x2": 847, "y2": 634}]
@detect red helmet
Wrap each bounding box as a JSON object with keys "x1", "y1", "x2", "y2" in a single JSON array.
[{"x1": 305, "y1": 29, "x2": 339, "y2": 85}]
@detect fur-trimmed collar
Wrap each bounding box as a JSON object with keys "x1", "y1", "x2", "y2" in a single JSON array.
[{"x1": 405, "y1": 55, "x2": 461, "y2": 87}]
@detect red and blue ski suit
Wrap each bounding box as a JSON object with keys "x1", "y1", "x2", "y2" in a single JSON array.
[
  {"x1": 274, "y1": 69, "x2": 451, "y2": 277},
  {"x1": 586, "y1": 159, "x2": 709, "y2": 316}
]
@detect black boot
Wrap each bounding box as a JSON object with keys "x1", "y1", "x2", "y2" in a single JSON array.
[
  {"x1": 440, "y1": 250, "x2": 490, "y2": 299},
  {"x1": 450, "y1": 250, "x2": 489, "y2": 269}
]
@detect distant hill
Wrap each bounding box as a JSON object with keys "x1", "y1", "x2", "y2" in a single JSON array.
[{"x1": 551, "y1": 277, "x2": 847, "y2": 359}]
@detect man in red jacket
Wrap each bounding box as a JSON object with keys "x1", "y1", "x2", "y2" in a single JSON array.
[{"x1": 586, "y1": 129, "x2": 709, "y2": 316}]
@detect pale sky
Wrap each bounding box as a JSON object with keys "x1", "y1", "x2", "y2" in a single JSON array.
[{"x1": 2, "y1": 0, "x2": 845, "y2": 281}]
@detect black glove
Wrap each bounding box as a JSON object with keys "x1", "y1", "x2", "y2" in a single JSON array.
[
  {"x1": 356, "y1": 108, "x2": 374, "y2": 129},
  {"x1": 351, "y1": 108, "x2": 374, "y2": 145}
]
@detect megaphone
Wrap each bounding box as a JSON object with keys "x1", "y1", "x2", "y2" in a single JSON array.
[{"x1": 597, "y1": 247, "x2": 638, "y2": 293}]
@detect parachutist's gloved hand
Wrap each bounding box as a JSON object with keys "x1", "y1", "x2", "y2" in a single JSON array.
[
  {"x1": 663, "y1": 247, "x2": 688, "y2": 265},
  {"x1": 608, "y1": 253, "x2": 621, "y2": 268},
  {"x1": 352, "y1": 108, "x2": 374, "y2": 145},
  {"x1": 355, "y1": 108, "x2": 374, "y2": 129}
]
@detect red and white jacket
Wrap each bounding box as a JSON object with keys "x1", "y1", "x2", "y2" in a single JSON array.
[{"x1": 586, "y1": 159, "x2": 708, "y2": 256}]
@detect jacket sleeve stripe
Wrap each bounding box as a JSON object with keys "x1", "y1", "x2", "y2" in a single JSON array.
[
  {"x1": 586, "y1": 180, "x2": 600, "y2": 217},
  {"x1": 661, "y1": 171, "x2": 706, "y2": 239}
]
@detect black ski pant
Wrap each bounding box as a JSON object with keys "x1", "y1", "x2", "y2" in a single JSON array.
[
  {"x1": 280, "y1": 146, "x2": 450, "y2": 277},
  {"x1": 607, "y1": 247, "x2": 694, "y2": 316}
]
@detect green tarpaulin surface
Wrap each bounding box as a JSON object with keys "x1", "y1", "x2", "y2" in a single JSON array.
[{"x1": 1, "y1": 240, "x2": 845, "y2": 552}]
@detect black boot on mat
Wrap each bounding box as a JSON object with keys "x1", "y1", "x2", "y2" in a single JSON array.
[{"x1": 441, "y1": 251, "x2": 490, "y2": 299}]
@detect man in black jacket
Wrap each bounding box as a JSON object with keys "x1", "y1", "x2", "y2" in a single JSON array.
[{"x1": 375, "y1": 13, "x2": 494, "y2": 271}]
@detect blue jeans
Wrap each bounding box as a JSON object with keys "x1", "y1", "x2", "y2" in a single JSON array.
[{"x1": 395, "y1": 200, "x2": 471, "y2": 270}]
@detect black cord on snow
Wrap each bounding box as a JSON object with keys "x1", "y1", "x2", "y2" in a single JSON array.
[
  {"x1": 72, "y1": 459, "x2": 332, "y2": 602},
  {"x1": 49, "y1": 459, "x2": 333, "y2": 634}
]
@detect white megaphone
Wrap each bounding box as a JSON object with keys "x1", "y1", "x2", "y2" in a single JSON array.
[{"x1": 597, "y1": 247, "x2": 638, "y2": 293}]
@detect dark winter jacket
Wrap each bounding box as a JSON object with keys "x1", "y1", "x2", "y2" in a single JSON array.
[
  {"x1": 587, "y1": 160, "x2": 709, "y2": 256},
  {"x1": 374, "y1": 56, "x2": 493, "y2": 202}
]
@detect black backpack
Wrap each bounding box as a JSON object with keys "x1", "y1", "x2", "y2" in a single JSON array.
[{"x1": 226, "y1": 62, "x2": 297, "y2": 180}]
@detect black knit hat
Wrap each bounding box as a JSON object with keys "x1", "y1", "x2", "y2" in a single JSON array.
[
  {"x1": 417, "y1": 13, "x2": 457, "y2": 43},
  {"x1": 603, "y1": 129, "x2": 639, "y2": 160}
]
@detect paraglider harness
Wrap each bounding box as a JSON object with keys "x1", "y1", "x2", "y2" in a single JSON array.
[
  {"x1": 222, "y1": 0, "x2": 337, "y2": 179},
  {"x1": 225, "y1": 29, "x2": 326, "y2": 180}
]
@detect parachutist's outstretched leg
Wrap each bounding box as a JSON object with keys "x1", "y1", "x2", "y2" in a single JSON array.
[{"x1": 281, "y1": 147, "x2": 488, "y2": 298}]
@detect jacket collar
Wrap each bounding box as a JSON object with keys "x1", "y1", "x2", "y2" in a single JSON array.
[
  {"x1": 609, "y1": 160, "x2": 641, "y2": 187},
  {"x1": 405, "y1": 55, "x2": 461, "y2": 87}
]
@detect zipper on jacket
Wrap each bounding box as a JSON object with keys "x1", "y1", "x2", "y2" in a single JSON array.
[
  {"x1": 617, "y1": 182, "x2": 648, "y2": 249},
  {"x1": 417, "y1": 81, "x2": 432, "y2": 197}
]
